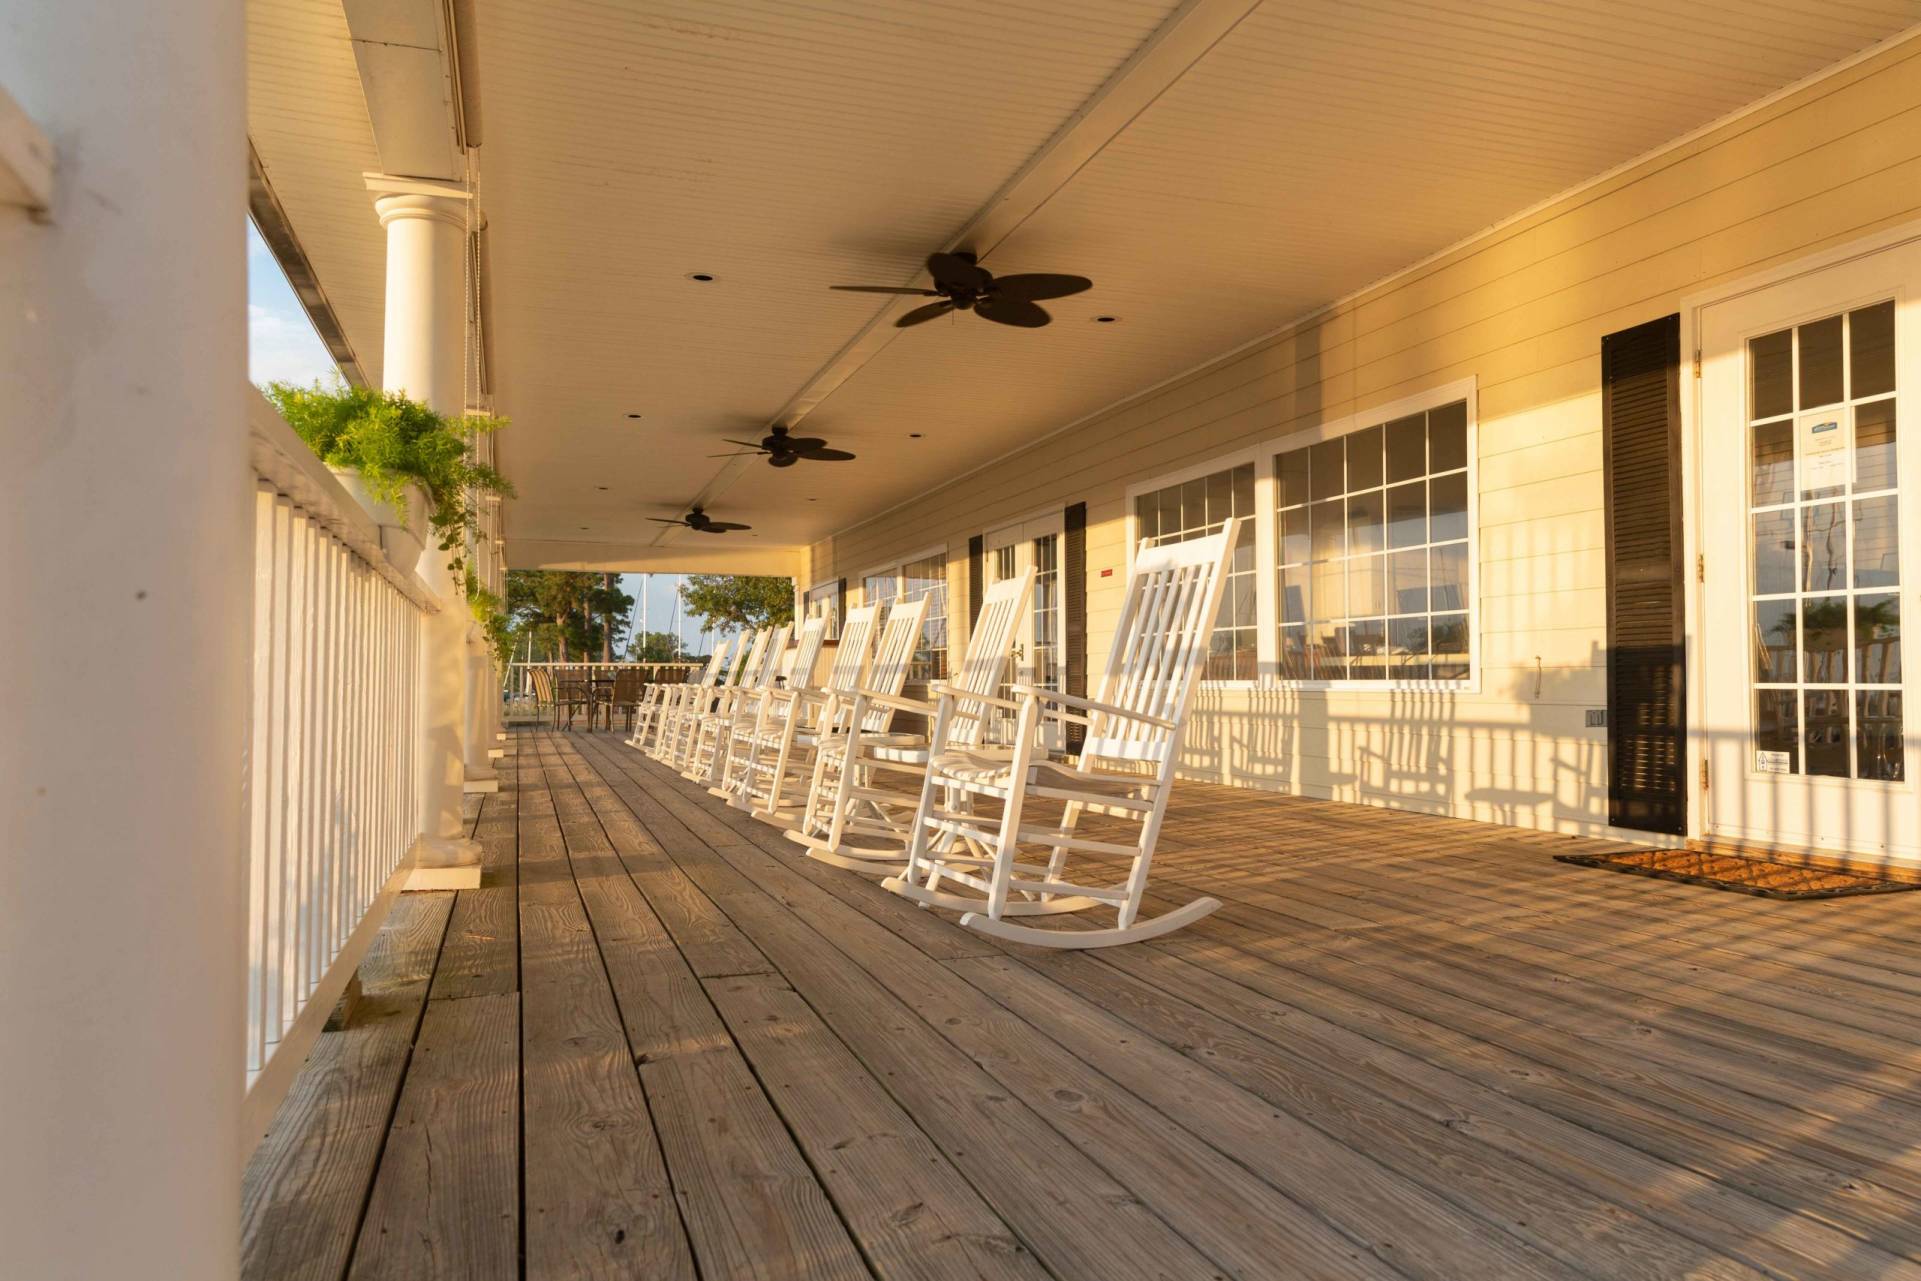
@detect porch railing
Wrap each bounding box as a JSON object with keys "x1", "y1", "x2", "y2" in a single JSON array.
[{"x1": 241, "y1": 390, "x2": 440, "y2": 1141}]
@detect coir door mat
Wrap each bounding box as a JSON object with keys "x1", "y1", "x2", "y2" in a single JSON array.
[{"x1": 1554, "y1": 848, "x2": 1921, "y2": 900}]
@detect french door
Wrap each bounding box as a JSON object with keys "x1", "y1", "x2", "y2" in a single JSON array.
[
  {"x1": 986, "y1": 514, "x2": 1065, "y2": 750},
  {"x1": 1699, "y1": 240, "x2": 1920, "y2": 859}
]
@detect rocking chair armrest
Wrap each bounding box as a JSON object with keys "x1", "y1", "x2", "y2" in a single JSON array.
[
  {"x1": 925, "y1": 682, "x2": 1024, "y2": 712},
  {"x1": 844, "y1": 687, "x2": 932, "y2": 715},
  {"x1": 1006, "y1": 684, "x2": 1178, "y2": 731}
]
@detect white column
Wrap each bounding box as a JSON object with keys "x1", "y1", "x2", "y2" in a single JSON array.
[
  {"x1": 369, "y1": 175, "x2": 484, "y2": 887},
  {"x1": 0, "y1": 2, "x2": 248, "y2": 1277}
]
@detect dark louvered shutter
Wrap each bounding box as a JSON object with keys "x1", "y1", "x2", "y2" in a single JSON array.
[
  {"x1": 966, "y1": 535, "x2": 984, "y2": 640},
  {"x1": 1063, "y1": 503, "x2": 1088, "y2": 754},
  {"x1": 1602, "y1": 314, "x2": 1686, "y2": 834}
]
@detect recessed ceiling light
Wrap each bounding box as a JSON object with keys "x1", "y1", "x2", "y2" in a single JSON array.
[
  {"x1": 596, "y1": 485, "x2": 609, "y2": 491},
  {"x1": 578, "y1": 526, "x2": 588, "y2": 531},
  {"x1": 908, "y1": 432, "x2": 924, "y2": 438},
  {"x1": 1093, "y1": 315, "x2": 1120, "y2": 324},
  {"x1": 685, "y1": 272, "x2": 717, "y2": 283},
  {"x1": 626, "y1": 412, "x2": 643, "y2": 419}
]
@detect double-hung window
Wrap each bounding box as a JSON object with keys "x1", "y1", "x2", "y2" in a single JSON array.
[
  {"x1": 1276, "y1": 399, "x2": 1471, "y2": 681},
  {"x1": 862, "y1": 551, "x2": 949, "y2": 680},
  {"x1": 1128, "y1": 383, "x2": 1475, "y2": 688},
  {"x1": 1133, "y1": 463, "x2": 1258, "y2": 680},
  {"x1": 803, "y1": 579, "x2": 841, "y2": 639}
]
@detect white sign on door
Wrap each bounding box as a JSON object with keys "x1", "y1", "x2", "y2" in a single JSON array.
[{"x1": 1799, "y1": 410, "x2": 1850, "y2": 491}]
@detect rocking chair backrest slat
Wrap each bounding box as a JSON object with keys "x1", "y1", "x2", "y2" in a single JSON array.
[
  {"x1": 860, "y1": 595, "x2": 930, "y2": 731},
  {"x1": 751, "y1": 623, "x2": 794, "y2": 689},
  {"x1": 725, "y1": 629, "x2": 765, "y2": 689},
  {"x1": 1082, "y1": 519, "x2": 1238, "y2": 767},
  {"x1": 696, "y1": 636, "x2": 733, "y2": 687},
  {"x1": 945, "y1": 568, "x2": 1034, "y2": 749},
  {"x1": 826, "y1": 603, "x2": 880, "y2": 696},
  {"x1": 785, "y1": 617, "x2": 828, "y2": 694}
]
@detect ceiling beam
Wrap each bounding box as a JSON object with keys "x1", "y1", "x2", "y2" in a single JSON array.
[
  {"x1": 341, "y1": 0, "x2": 467, "y2": 180},
  {"x1": 672, "y1": 0, "x2": 1264, "y2": 537}
]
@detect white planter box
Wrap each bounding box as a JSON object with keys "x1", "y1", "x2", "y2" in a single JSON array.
[{"x1": 328, "y1": 467, "x2": 431, "y2": 573}]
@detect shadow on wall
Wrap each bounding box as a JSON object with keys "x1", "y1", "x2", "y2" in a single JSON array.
[{"x1": 1181, "y1": 647, "x2": 1611, "y2": 836}]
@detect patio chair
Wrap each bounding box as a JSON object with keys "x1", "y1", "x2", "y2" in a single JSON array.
[
  {"x1": 711, "y1": 615, "x2": 829, "y2": 805},
  {"x1": 882, "y1": 519, "x2": 1239, "y2": 948},
  {"x1": 528, "y1": 666, "x2": 558, "y2": 728},
  {"x1": 683, "y1": 623, "x2": 792, "y2": 784},
  {"x1": 628, "y1": 644, "x2": 729, "y2": 753},
  {"x1": 716, "y1": 608, "x2": 877, "y2": 820},
  {"x1": 609, "y1": 667, "x2": 645, "y2": 734},
  {"x1": 787, "y1": 574, "x2": 1028, "y2": 875},
  {"x1": 657, "y1": 629, "x2": 761, "y2": 771}
]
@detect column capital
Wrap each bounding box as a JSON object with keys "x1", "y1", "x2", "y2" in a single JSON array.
[{"x1": 364, "y1": 173, "x2": 471, "y2": 229}]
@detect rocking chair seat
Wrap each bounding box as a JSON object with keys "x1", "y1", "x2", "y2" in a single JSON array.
[
  {"x1": 809, "y1": 729, "x2": 926, "y2": 755},
  {"x1": 928, "y1": 748, "x2": 1152, "y2": 792}
]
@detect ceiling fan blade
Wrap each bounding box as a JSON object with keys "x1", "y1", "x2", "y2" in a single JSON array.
[
  {"x1": 830, "y1": 285, "x2": 942, "y2": 295},
  {"x1": 796, "y1": 447, "x2": 855, "y2": 462},
  {"x1": 895, "y1": 300, "x2": 955, "y2": 328},
  {"x1": 993, "y1": 272, "x2": 1093, "y2": 301},
  {"x1": 708, "y1": 450, "x2": 764, "y2": 458},
  {"x1": 702, "y1": 522, "x2": 751, "y2": 532},
  {"x1": 777, "y1": 436, "x2": 828, "y2": 452},
  {"x1": 647, "y1": 517, "x2": 688, "y2": 525},
  {"x1": 926, "y1": 251, "x2": 988, "y2": 292},
  {"x1": 722, "y1": 438, "x2": 768, "y2": 449},
  {"x1": 976, "y1": 296, "x2": 1052, "y2": 328}
]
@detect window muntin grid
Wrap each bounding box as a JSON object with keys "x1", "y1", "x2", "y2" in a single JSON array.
[
  {"x1": 803, "y1": 580, "x2": 840, "y2": 639},
  {"x1": 1747, "y1": 300, "x2": 1902, "y2": 781},
  {"x1": 1276, "y1": 400, "x2": 1470, "y2": 682},
  {"x1": 1134, "y1": 463, "x2": 1257, "y2": 680}
]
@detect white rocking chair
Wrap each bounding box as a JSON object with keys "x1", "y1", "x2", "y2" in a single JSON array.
[
  {"x1": 683, "y1": 624, "x2": 789, "y2": 784},
  {"x1": 634, "y1": 636, "x2": 733, "y2": 755},
  {"x1": 655, "y1": 630, "x2": 756, "y2": 770},
  {"x1": 627, "y1": 644, "x2": 727, "y2": 753},
  {"x1": 710, "y1": 615, "x2": 829, "y2": 804},
  {"x1": 719, "y1": 604, "x2": 880, "y2": 821},
  {"x1": 789, "y1": 573, "x2": 1030, "y2": 875},
  {"x1": 882, "y1": 519, "x2": 1239, "y2": 948}
]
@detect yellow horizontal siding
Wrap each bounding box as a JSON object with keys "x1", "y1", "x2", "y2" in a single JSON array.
[{"x1": 808, "y1": 35, "x2": 1921, "y2": 837}]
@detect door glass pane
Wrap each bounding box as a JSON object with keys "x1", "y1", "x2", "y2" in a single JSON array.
[
  {"x1": 1800, "y1": 597, "x2": 1847, "y2": 684},
  {"x1": 1278, "y1": 448, "x2": 1310, "y2": 508},
  {"x1": 1855, "y1": 593, "x2": 1901, "y2": 685},
  {"x1": 1751, "y1": 419, "x2": 1795, "y2": 505},
  {"x1": 1348, "y1": 554, "x2": 1385, "y2": 617},
  {"x1": 1347, "y1": 425, "x2": 1384, "y2": 491},
  {"x1": 1310, "y1": 439, "x2": 1344, "y2": 501},
  {"x1": 1430, "y1": 613, "x2": 1469, "y2": 680},
  {"x1": 1280, "y1": 566, "x2": 1307, "y2": 623},
  {"x1": 1850, "y1": 301, "x2": 1895, "y2": 399},
  {"x1": 1348, "y1": 618, "x2": 1387, "y2": 681},
  {"x1": 1347, "y1": 490, "x2": 1384, "y2": 555},
  {"x1": 1430, "y1": 543, "x2": 1468, "y2": 612},
  {"x1": 1310, "y1": 499, "x2": 1344, "y2": 561},
  {"x1": 1428, "y1": 400, "x2": 1468, "y2": 473},
  {"x1": 1385, "y1": 413, "x2": 1426, "y2": 483},
  {"x1": 1388, "y1": 616, "x2": 1430, "y2": 680},
  {"x1": 1386, "y1": 480, "x2": 1426, "y2": 548},
  {"x1": 1279, "y1": 624, "x2": 1308, "y2": 679},
  {"x1": 1744, "y1": 300, "x2": 1905, "y2": 779},
  {"x1": 1281, "y1": 506, "x2": 1309, "y2": 564},
  {"x1": 1855, "y1": 400, "x2": 1897, "y2": 493},
  {"x1": 1803, "y1": 689, "x2": 1850, "y2": 776},
  {"x1": 1753, "y1": 600, "x2": 1796, "y2": 683},
  {"x1": 1857, "y1": 690, "x2": 1904, "y2": 781},
  {"x1": 1751, "y1": 328, "x2": 1792, "y2": 420},
  {"x1": 1390, "y1": 548, "x2": 1428, "y2": 614},
  {"x1": 1799, "y1": 314, "x2": 1844, "y2": 409},
  {"x1": 1430, "y1": 473, "x2": 1468, "y2": 542}
]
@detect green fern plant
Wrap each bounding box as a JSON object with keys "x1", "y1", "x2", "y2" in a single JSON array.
[{"x1": 264, "y1": 380, "x2": 513, "y2": 577}]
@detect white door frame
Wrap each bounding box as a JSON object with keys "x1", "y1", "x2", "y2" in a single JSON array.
[{"x1": 1678, "y1": 219, "x2": 1921, "y2": 850}]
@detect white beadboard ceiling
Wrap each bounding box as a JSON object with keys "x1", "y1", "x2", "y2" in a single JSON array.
[{"x1": 247, "y1": 0, "x2": 1921, "y2": 570}]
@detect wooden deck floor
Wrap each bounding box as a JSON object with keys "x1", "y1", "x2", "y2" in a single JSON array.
[{"x1": 243, "y1": 728, "x2": 1921, "y2": 1280}]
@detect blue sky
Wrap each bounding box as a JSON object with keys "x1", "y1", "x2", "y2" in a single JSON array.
[
  {"x1": 249, "y1": 222, "x2": 728, "y2": 656},
  {"x1": 247, "y1": 221, "x2": 339, "y2": 388}
]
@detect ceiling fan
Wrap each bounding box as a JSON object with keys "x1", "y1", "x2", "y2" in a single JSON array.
[
  {"x1": 648, "y1": 507, "x2": 751, "y2": 535},
  {"x1": 711, "y1": 425, "x2": 855, "y2": 468},
  {"x1": 831, "y1": 250, "x2": 1092, "y2": 329}
]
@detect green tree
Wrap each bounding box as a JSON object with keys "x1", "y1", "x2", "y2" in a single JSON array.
[
  {"x1": 505, "y1": 569, "x2": 631, "y2": 662},
  {"x1": 626, "y1": 630, "x2": 690, "y2": 663},
  {"x1": 680, "y1": 575, "x2": 794, "y2": 632}
]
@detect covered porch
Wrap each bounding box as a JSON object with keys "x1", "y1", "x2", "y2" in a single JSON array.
[{"x1": 244, "y1": 729, "x2": 1921, "y2": 1281}]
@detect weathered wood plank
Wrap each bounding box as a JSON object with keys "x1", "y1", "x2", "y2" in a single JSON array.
[
  {"x1": 241, "y1": 892, "x2": 454, "y2": 1281},
  {"x1": 431, "y1": 757, "x2": 519, "y2": 1000},
  {"x1": 347, "y1": 990, "x2": 520, "y2": 1281},
  {"x1": 536, "y1": 736, "x2": 870, "y2": 1281},
  {"x1": 705, "y1": 970, "x2": 1051, "y2": 1281},
  {"x1": 519, "y1": 738, "x2": 698, "y2": 1280}
]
